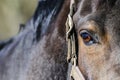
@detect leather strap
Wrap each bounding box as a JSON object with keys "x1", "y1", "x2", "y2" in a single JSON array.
[{"x1": 66, "y1": 0, "x2": 85, "y2": 80}]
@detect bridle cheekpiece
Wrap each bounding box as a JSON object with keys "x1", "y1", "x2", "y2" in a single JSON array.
[{"x1": 66, "y1": 0, "x2": 85, "y2": 80}]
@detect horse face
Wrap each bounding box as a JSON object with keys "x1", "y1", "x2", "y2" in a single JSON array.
[{"x1": 73, "y1": 0, "x2": 120, "y2": 79}]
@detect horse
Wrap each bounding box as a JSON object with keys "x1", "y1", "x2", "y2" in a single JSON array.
[
  {"x1": 0, "y1": 0, "x2": 70, "y2": 80},
  {"x1": 0, "y1": 0, "x2": 120, "y2": 80},
  {"x1": 72, "y1": 0, "x2": 120, "y2": 80}
]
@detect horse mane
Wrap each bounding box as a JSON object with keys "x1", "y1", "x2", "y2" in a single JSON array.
[
  {"x1": 0, "y1": 0, "x2": 68, "y2": 80},
  {"x1": 0, "y1": 0, "x2": 64, "y2": 52},
  {"x1": 0, "y1": 39, "x2": 13, "y2": 51},
  {"x1": 33, "y1": 0, "x2": 64, "y2": 41}
]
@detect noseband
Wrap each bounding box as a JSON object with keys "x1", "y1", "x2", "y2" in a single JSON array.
[{"x1": 66, "y1": 0, "x2": 85, "y2": 80}]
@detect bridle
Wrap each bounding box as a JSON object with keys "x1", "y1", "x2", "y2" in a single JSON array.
[{"x1": 66, "y1": 0, "x2": 85, "y2": 80}]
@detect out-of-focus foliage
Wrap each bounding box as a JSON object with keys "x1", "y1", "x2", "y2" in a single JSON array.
[{"x1": 0, "y1": 0, "x2": 37, "y2": 40}]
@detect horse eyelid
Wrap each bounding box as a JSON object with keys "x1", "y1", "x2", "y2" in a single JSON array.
[{"x1": 79, "y1": 30, "x2": 99, "y2": 45}]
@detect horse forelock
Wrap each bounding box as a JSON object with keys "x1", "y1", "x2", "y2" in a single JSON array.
[{"x1": 75, "y1": 0, "x2": 118, "y2": 15}]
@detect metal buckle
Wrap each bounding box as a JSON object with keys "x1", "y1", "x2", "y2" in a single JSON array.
[{"x1": 70, "y1": 66, "x2": 85, "y2": 80}]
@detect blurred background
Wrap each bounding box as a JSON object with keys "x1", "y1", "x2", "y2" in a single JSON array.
[{"x1": 0, "y1": 0, "x2": 37, "y2": 40}]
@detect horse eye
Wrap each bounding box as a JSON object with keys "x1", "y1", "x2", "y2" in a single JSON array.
[{"x1": 80, "y1": 30, "x2": 97, "y2": 45}]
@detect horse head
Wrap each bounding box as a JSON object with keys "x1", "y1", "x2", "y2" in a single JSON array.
[{"x1": 72, "y1": 0, "x2": 120, "y2": 79}]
